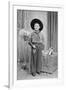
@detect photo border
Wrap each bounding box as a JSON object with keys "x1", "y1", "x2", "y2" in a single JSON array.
[{"x1": 9, "y1": 1, "x2": 64, "y2": 88}]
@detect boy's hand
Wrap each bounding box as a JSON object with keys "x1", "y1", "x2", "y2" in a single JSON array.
[
  {"x1": 33, "y1": 45, "x2": 36, "y2": 53},
  {"x1": 33, "y1": 45, "x2": 36, "y2": 49},
  {"x1": 33, "y1": 49, "x2": 36, "y2": 53}
]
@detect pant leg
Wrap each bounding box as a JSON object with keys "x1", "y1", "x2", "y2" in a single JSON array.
[
  {"x1": 36, "y1": 46, "x2": 42, "y2": 73},
  {"x1": 30, "y1": 48, "x2": 37, "y2": 75}
]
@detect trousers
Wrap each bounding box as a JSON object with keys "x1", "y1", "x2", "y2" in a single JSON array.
[{"x1": 30, "y1": 44, "x2": 42, "y2": 75}]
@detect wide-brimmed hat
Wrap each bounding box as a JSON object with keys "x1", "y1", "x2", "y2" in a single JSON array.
[{"x1": 30, "y1": 18, "x2": 43, "y2": 31}]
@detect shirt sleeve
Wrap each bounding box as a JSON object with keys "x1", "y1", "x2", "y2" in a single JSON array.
[{"x1": 28, "y1": 33, "x2": 34, "y2": 48}]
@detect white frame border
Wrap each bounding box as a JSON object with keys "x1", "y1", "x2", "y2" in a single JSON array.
[{"x1": 9, "y1": 1, "x2": 64, "y2": 88}]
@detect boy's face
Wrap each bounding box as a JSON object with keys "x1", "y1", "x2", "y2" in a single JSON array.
[{"x1": 34, "y1": 23, "x2": 40, "y2": 32}]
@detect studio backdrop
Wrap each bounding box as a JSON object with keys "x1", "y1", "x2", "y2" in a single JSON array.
[{"x1": 17, "y1": 10, "x2": 58, "y2": 74}]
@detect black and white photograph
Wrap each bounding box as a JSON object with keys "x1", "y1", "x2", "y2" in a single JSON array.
[
  {"x1": 8, "y1": 1, "x2": 64, "y2": 88},
  {"x1": 17, "y1": 9, "x2": 58, "y2": 80},
  {"x1": 0, "y1": 0, "x2": 65, "y2": 89}
]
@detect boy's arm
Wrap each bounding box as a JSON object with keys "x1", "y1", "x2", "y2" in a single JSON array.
[
  {"x1": 28, "y1": 39, "x2": 36, "y2": 49},
  {"x1": 28, "y1": 33, "x2": 36, "y2": 49}
]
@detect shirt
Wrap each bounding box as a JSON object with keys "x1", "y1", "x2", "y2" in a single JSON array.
[
  {"x1": 29, "y1": 31, "x2": 44, "y2": 50},
  {"x1": 31, "y1": 31, "x2": 40, "y2": 43}
]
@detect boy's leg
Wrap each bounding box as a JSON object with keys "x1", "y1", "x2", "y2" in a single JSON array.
[
  {"x1": 36, "y1": 47, "x2": 42, "y2": 73},
  {"x1": 30, "y1": 49, "x2": 37, "y2": 76}
]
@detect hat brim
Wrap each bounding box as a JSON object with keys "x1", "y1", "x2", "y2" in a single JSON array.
[{"x1": 30, "y1": 18, "x2": 43, "y2": 31}]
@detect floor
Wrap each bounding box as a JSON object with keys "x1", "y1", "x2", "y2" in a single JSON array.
[{"x1": 17, "y1": 63, "x2": 58, "y2": 80}]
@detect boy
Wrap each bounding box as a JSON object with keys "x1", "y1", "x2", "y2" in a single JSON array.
[{"x1": 29, "y1": 18, "x2": 44, "y2": 76}]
